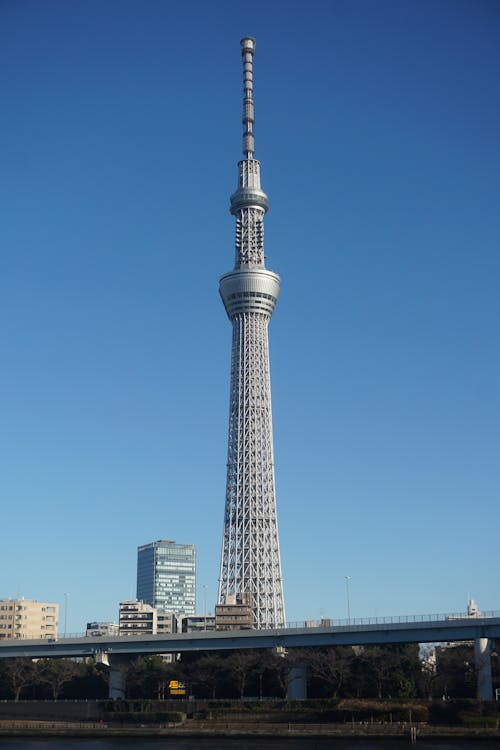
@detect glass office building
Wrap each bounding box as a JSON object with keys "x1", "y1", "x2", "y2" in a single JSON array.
[{"x1": 136, "y1": 540, "x2": 196, "y2": 617}]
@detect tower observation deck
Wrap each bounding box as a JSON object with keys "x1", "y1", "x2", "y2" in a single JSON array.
[{"x1": 218, "y1": 38, "x2": 285, "y2": 629}]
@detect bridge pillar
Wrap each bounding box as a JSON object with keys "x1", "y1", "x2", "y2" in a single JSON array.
[
  {"x1": 474, "y1": 638, "x2": 493, "y2": 701},
  {"x1": 107, "y1": 655, "x2": 131, "y2": 699},
  {"x1": 93, "y1": 650, "x2": 109, "y2": 667},
  {"x1": 287, "y1": 663, "x2": 307, "y2": 700}
]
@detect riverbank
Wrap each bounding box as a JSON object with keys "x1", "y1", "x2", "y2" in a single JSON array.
[{"x1": 0, "y1": 719, "x2": 499, "y2": 741}]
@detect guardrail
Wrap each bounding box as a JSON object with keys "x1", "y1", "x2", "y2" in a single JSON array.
[
  {"x1": 50, "y1": 610, "x2": 500, "y2": 640},
  {"x1": 285, "y1": 610, "x2": 500, "y2": 630}
]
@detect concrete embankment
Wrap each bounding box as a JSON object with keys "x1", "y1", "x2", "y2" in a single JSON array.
[{"x1": 0, "y1": 719, "x2": 500, "y2": 741}]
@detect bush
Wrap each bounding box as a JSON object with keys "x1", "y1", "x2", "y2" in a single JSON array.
[
  {"x1": 104, "y1": 710, "x2": 186, "y2": 724},
  {"x1": 102, "y1": 700, "x2": 186, "y2": 724},
  {"x1": 458, "y1": 713, "x2": 499, "y2": 728},
  {"x1": 335, "y1": 699, "x2": 428, "y2": 723},
  {"x1": 104, "y1": 699, "x2": 154, "y2": 714},
  {"x1": 285, "y1": 698, "x2": 340, "y2": 712},
  {"x1": 429, "y1": 699, "x2": 478, "y2": 725}
]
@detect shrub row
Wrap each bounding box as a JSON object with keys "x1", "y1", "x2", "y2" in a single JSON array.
[{"x1": 103, "y1": 710, "x2": 186, "y2": 724}]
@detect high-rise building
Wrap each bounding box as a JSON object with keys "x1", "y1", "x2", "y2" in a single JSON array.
[
  {"x1": 0, "y1": 599, "x2": 59, "y2": 640},
  {"x1": 217, "y1": 38, "x2": 286, "y2": 629},
  {"x1": 136, "y1": 539, "x2": 196, "y2": 617}
]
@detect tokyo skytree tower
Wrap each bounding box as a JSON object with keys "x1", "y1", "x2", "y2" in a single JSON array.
[{"x1": 218, "y1": 38, "x2": 285, "y2": 629}]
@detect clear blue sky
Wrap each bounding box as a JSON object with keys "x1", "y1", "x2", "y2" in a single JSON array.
[{"x1": 1, "y1": 0, "x2": 499, "y2": 633}]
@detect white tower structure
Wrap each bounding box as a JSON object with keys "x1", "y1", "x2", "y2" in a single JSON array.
[{"x1": 218, "y1": 38, "x2": 285, "y2": 629}]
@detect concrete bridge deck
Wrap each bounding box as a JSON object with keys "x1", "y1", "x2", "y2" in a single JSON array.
[{"x1": 0, "y1": 613, "x2": 499, "y2": 659}]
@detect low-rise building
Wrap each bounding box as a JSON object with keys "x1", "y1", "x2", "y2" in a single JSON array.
[
  {"x1": 119, "y1": 600, "x2": 157, "y2": 635},
  {"x1": 118, "y1": 601, "x2": 177, "y2": 636},
  {"x1": 157, "y1": 611, "x2": 177, "y2": 634},
  {"x1": 181, "y1": 615, "x2": 216, "y2": 633},
  {"x1": 215, "y1": 593, "x2": 252, "y2": 631},
  {"x1": 86, "y1": 621, "x2": 119, "y2": 637}
]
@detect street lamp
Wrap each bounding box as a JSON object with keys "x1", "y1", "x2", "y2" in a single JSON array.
[
  {"x1": 203, "y1": 585, "x2": 208, "y2": 630},
  {"x1": 345, "y1": 576, "x2": 351, "y2": 625},
  {"x1": 63, "y1": 592, "x2": 70, "y2": 638}
]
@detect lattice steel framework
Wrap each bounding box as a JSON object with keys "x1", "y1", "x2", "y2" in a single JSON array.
[{"x1": 218, "y1": 38, "x2": 285, "y2": 629}]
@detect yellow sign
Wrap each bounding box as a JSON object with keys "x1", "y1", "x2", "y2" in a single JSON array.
[{"x1": 168, "y1": 679, "x2": 186, "y2": 696}]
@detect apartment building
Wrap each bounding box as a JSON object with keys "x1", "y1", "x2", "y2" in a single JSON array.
[{"x1": 0, "y1": 599, "x2": 59, "y2": 640}]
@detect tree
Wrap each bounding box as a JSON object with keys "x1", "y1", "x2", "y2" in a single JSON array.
[
  {"x1": 305, "y1": 647, "x2": 354, "y2": 698},
  {"x1": 418, "y1": 645, "x2": 439, "y2": 700},
  {"x1": 186, "y1": 653, "x2": 226, "y2": 699},
  {"x1": 36, "y1": 659, "x2": 78, "y2": 699},
  {"x1": 225, "y1": 650, "x2": 260, "y2": 698},
  {"x1": 267, "y1": 649, "x2": 292, "y2": 698},
  {"x1": 434, "y1": 644, "x2": 476, "y2": 698},
  {"x1": 354, "y1": 644, "x2": 420, "y2": 699},
  {"x1": 126, "y1": 655, "x2": 179, "y2": 699},
  {"x1": 62, "y1": 661, "x2": 108, "y2": 699},
  {"x1": 2, "y1": 658, "x2": 37, "y2": 701}
]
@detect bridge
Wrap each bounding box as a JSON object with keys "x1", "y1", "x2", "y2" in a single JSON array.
[{"x1": 1, "y1": 612, "x2": 498, "y2": 700}]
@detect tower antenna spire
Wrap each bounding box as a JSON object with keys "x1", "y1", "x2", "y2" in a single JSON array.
[{"x1": 240, "y1": 37, "x2": 256, "y2": 159}]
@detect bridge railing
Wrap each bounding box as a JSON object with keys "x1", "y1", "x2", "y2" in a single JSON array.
[
  {"x1": 52, "y1": 610, "x2": 500, "y2": 640},
  {"x1": 284, "y1": 610, "x2": 500, "y2": 630}
]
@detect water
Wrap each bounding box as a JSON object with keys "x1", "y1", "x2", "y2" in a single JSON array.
[{"x1": 0, "y1": 740, "x2": 494, "y2": 750}]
